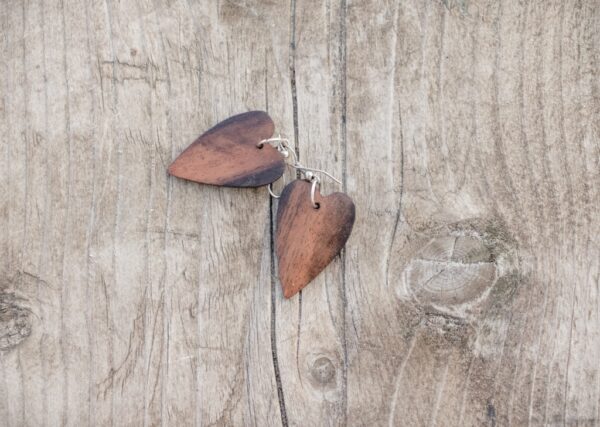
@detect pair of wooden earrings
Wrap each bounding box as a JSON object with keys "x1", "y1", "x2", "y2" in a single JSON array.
[{"x1": 168, "y1": 111, "x2": 355, "y2": 298}]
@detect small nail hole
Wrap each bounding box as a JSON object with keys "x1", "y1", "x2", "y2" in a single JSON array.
[
  {"x1": 314, "y1": 203, "x2": 320, "y2": 210},
  {"x1": 256, "y1": 144, "x2": 264, "y2": 149}
]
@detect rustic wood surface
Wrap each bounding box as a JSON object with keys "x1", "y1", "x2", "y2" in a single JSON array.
[
  {"x1": 1, "y1": 0, "x2": 599, "y2": 426},
  {"x1": 276, "y1": 180, "x2": 355, "y2": 298}
]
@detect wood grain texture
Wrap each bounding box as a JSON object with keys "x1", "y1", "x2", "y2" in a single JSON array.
[
  {"x1": 1, "y1": 0, "x2": 599, "y2": 426},
  {"x1": 168, "y1": 111, "x2": 286, "y2": 187},
  {"x1": 276, "y1": 180, "x2": 355, "y2": 298}
]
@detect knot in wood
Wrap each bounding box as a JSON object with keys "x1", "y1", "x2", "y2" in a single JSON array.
[
  {"x1": 310, "y1": 356, "x2": 335, "y2": 384},
  {"x1": 403, "y1": 235, "x2": 495, "y2": 307},
  {"x1": 0, "y1": 292, "x2": 32, "y2": 351}
]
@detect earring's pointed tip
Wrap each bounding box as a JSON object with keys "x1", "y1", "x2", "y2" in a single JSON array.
[
  {"x1": 282, "y1": 287, "x2": 297, "y2": 299},
  {"x1": 167, "y1": 164, "x2": 186, "y2": 181},
  {"x1": 167, "y1": 162, "x2": 177, "y2": 176},
  {"x1": 280, "y1": 278, "x2": 299, "y2": 299},
  {"x1": 167, "y1": 155, "x2": 184, "y2": 177}
]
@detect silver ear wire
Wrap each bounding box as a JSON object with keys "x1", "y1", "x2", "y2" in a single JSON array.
[
  {"x1": 292, "y1": 164, "x2": 341, "y2": 185},
  {"x1": 257, "y1": 135, "x2": 290, "y2": 149},
  {"x1": 260, "y1": 135, "x2": 290, "y2": 199},
  {"x1": 258, "y1": 135, "x2": 296, "y2": 159},
  {"x1": 258, "y1": 135, "x2": 341, "y2": 206}
]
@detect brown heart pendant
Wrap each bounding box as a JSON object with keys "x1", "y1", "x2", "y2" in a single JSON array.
[
  {"x1": 168, "y1": 111, "x2": 285, "y2": 187},
  {"x1": 276, "y1": 180, "x2": 355, "y2": 298}
]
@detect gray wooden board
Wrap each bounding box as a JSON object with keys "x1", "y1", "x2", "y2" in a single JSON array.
[{"x1": 1, "y1": 0, "x2": 599, "y2": 425}]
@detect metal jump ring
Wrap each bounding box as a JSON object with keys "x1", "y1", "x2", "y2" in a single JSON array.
[
  {"x1": 268, "y1": 182, "x2": 281, "y2": 198},
  {"x1": 257, "y1": 136, "x2": 300, "y2": 165},
  {"x1": 257, "y1": 136, "x2": 289, "y2": 149},
  {"x1": 310, "y1": 176, "x2": 320, "y2": 209},
  {"x1": 268, "y1": 168, "x2": 288, "y2": 199}
]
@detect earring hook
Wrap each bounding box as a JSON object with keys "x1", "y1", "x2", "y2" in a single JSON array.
[
  {"x1": 258, "y1": 135, "x2": 340, "y2": 206},
  {"x1": 257, "y1": 135, "x2": 298, "y2": 163},
  {"x1": 291, "y1": 164, "x2": 341, "y2": 185}
]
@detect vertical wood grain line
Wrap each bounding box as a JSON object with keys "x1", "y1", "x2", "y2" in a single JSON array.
[
  {"x1": 130, "y1": 3, "x2": 154, "y2": 424},
  {"x1": 289, "y1": 0, "x2": 299, "y2": 166},
  {"x1": 506, "y1": 3, "x2": 549, "y2": 409},
  {"x1": 270, "y1": 196, "x2": 287, "y2": 427},
  {"x1": 16, "y1": 10, "x2": 28, "y2": 422},
  {"x1": 19, "y1": 0, "x2": 29, "y2": 286},
  {"x1": 18, "y1": 2, "x2": 29, "y2": 424},
  {"x1": 289, "y1": 0, "x2": 304, "y2": 389},
  {"x1": 458, "y1": 4, "x2": 523, "y2": 420},
  {"x1": 161, "y1": 177, "x2": 172, "y2": 427},
  {"x1": 83, "y1": 0, "x2": 98, "y2": 424},
  {"x1": 388, "y1": 331, "x2": 418, "y2": 427},
  {"x1": 60, "y1": 0, "x2": 74, "y2": 423},
  {"x1": 572, "y1": 1, "x2": 594, "y2": 232},
  {"x1": 521, "y1": 8, "x2": 553, "y2": 418},
  {"x1": 154, "y1": 10, "x2": 174, "y2": 427},
  {"x1": 37, "y1": 0, "x2": 51, "y2": 423},
  {"x1": 267, "y1": 1, "x2": 301, "y2": 424},
  {"x1": 556, "y1": 2, "x2": 575, "y2": 244},
  {"x1": 486, "y1": 8, "x2": 531, "y2": 420},
  {"x1": 541, "y1": 264, "x2": 561, "y2": 425},
  {"x1": 429, "y1": 359, "x2": 451, "y2": 427},
  {"x1": 0, "y1": 358, "x2": 8, "y2": 424},
  {"x1": 2, "y1": 0, "x2": 10, "y2": 278},
  {"x1": 490, "y1": 1, "x2": 523, "y2": 223},
  {"x1": 384, "y1": 1, "x2": 402, "y2": 289},
  {"x1": 102, "y1": 0, "x2": 118, "y2": 424},
  {"x1": 263, "y1": 50, "x2": 286, "y2": 426},
  {"x1": 338, "y1": 0, "x2": 349, "y2": 422}
]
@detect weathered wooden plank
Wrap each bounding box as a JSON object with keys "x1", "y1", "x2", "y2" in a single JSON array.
[
  {"x1": 272, "y1": 0, "x2": 349, "y2": 425},
  {"x1": 7, "y1": 1, "x2": 83, "y2": 425},
  {"x1": 1, "y1": 0, "x2": 599, "y2": 426},
  {"x1": 343, "y1": 1, "x2": 410, "y2": 424},
  {"x1": 344, "y1": 1, "x2": 600, "y2": 426},
  {"x1": 2, "y1": 1, "x2": 48, "y2": 426},
  {"x1": 132, "y1": 2, "x2": 174, "y2": 423}
]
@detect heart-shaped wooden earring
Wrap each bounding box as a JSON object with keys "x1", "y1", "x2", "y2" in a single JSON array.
[
  {"x1": 168, "y1": 111, "x2": 286, "y2": 187},
  {"x1": 276, "y1": 179, "x2": 355, "y2": 298}
]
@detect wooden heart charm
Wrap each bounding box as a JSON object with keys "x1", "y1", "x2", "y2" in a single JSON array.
[
  {"x1": 168, "y1": 111, "x2": 285, "y2": 187},
  {"x1": 276, "y1": 180, "x2": 355, "y2": 298}
]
